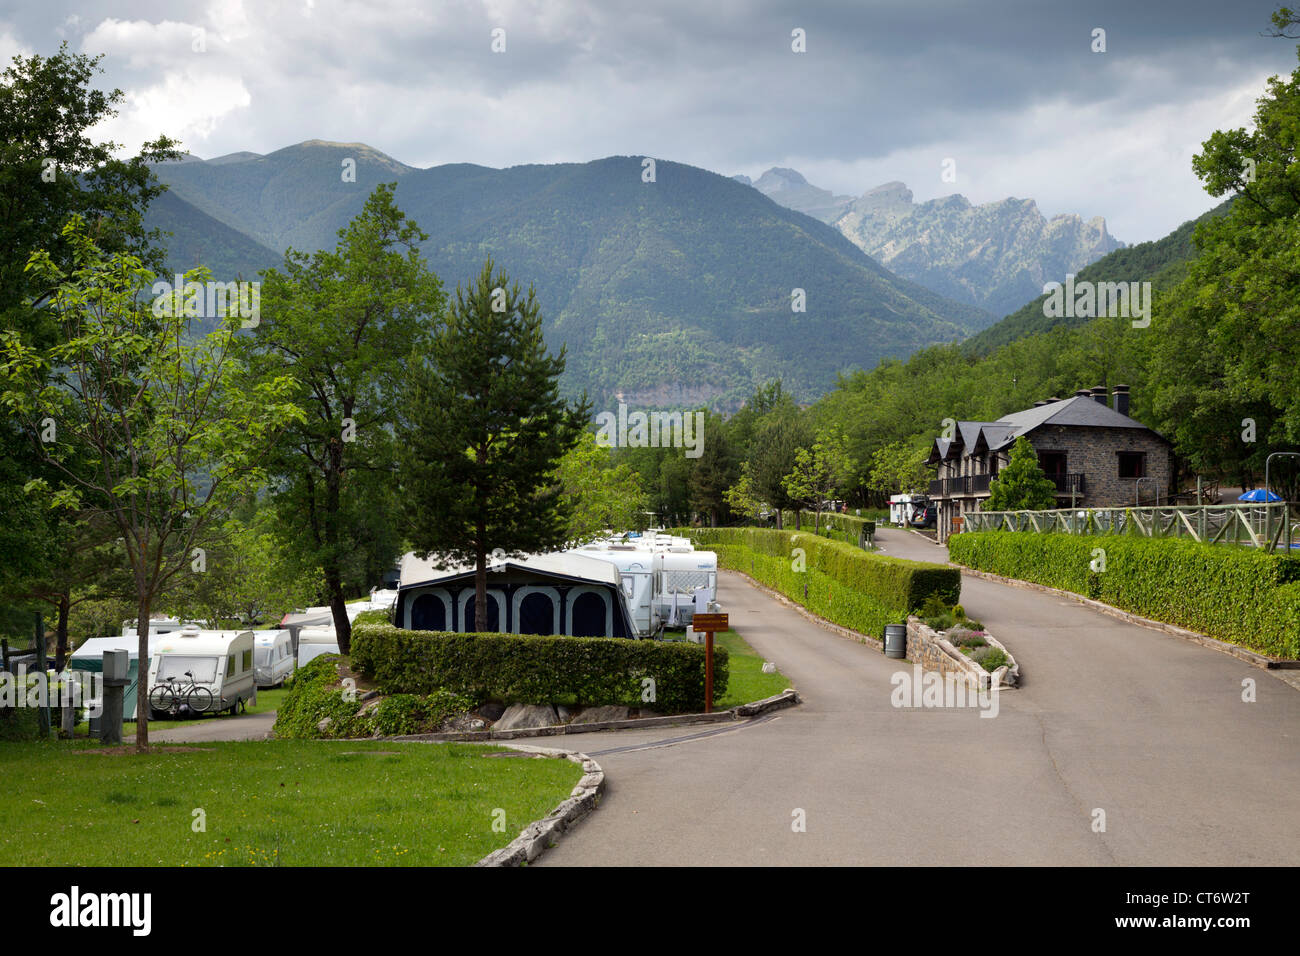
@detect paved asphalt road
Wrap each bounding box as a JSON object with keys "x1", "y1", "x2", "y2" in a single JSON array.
[
  {"x1": 538, "y1": 526, "x2": 1300, "y2": 866},
  {"x1": 127, "y1": 710, "x2": 277, "y2": 744}
]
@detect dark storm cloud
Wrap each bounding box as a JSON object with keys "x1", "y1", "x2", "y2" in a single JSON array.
[{"x1": 0, "y1": 0, "x2": 1294, "y2": 239}]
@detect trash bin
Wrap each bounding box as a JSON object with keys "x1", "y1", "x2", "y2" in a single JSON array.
[{"x1": 884, "y1": 623, "x2": 907, "y2": 659}]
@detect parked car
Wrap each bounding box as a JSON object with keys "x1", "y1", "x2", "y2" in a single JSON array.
[{"x1": 911, "y1": 505, "x2": 937, "y2": 528}]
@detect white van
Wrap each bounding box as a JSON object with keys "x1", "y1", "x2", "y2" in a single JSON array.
[
  {"x1": 251, "y1": 629, "x2": 294, "y2": 688},
  {"x1": 147, "y1": 627, "x2": 256, "y2": 717}
]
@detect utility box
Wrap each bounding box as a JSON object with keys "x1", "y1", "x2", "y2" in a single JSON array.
[{"x1": 102, "y1": 648, "x2": 129, "y2": 683}]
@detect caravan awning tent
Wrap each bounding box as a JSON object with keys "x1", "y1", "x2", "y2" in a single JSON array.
[
  {"x1": 395, "y1": 551, "x2": 637, "y2": 638},
  {"x1": 69, "y1": 635, "x2": 155, "y2": 721}
]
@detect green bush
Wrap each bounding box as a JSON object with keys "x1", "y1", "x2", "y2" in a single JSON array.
[
  {"x1": 351, "y1": 625, "x2": 728, "y2": 713},
  {"x1": 950, "y1": 531, "x2": 1300, "y2": 658},
  {"x1": 273, "y1": 656, "x2": 479, "y2": 738},
  {"x1": 352, "y1": 608, "x2": 391, "y2": 627},
  {"x1": 973, "y1": 647, "x2": 1009, "y2": 672},
  {"x1": 273, "y1": 655, "x2": 359, "y2": 739},
  {"x1": 370, "y1": 690, "x2": 479, "y2": 736},
  {"x1": 676, "y1": 526, "x2": 960, "y2": 640},
  {"x1": 0, "y1": 704, "x2": 42, "y2": 741}
]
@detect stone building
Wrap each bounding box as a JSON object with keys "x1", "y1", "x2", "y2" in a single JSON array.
[{"x1": 925, "y1": 385, "x2": 1174, "y2": 542}]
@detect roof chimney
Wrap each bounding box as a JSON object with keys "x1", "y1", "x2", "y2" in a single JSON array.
[
  {"x1": 1090, "y1": 386, "x2": 1107, "y2": 404},
  {"x1": 1047, "y1": 396, "x2": 1061, "y2": 403},
  {"x1": 1112, "y1": 384, "x2": 1130, "y2": 417},
  {"x1": 1074, "y1": 389, "x2": 1091, "y2": 398},
  {"x1": 1033, "y1": 400, "x2": 1048, "y2": 407}
]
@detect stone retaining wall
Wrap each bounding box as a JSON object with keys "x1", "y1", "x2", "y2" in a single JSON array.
[{"x1": 905, "y1": 616, "x2": 1019, "y2": 689}]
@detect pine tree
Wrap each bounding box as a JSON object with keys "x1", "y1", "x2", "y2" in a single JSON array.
[
  {"x1": 986, "y1": 437, "x2": 1057, "y2": 511},
  {"x1": 397, "y1": 260, "x2": 590, "y2": 632}
]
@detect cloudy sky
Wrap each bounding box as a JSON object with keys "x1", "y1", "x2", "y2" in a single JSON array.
[{"x1": 2, "y1": 0, "x2": 1295, "y2": 242}]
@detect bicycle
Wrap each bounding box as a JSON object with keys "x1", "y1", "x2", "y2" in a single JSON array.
[{"x1": 148, "y1": 671, "x2": 215, "y2": 718}]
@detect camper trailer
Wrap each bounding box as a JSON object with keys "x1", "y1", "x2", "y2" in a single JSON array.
[
  {"x1": 251, "y1": 629, "x2": 294, "y2": 688},
  {"x1": 567, "y1": 544, "x2": 659, "y2": 636},
  {"x1": 656, "y1": 549, "x2": 717, "y2": 627},
  {"x1": 146, "y1": 626, "x2": 256, "y2": 717},
  {"x1": 296, "y1": 627, "x2": 340, "y2": 667}
]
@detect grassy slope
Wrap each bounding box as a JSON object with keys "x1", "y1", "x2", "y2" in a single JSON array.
[{"x1": 0, "y1": 739, "x2": 580, "y2": 866}]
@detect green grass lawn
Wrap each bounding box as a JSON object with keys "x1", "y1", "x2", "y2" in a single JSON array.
[
  {"x1": 663, "y1": 628, "x2": 791, "y2": 709},
  {"x1": 0, "y1": 739, "x2": 581, "y2": 866}
]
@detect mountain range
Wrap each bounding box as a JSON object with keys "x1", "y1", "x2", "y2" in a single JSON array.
[
  {"x1": 145, "y1": 142, "x2": 993, "y2": 409},
  {"x1": 741, "y1": 168, "x2": 1124, "y2": 317}
]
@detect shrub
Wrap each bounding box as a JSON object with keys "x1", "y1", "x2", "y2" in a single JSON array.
[
  {"x1": 370, "y1": 690, "x2": 478, "y2": 736},
  {"x1": 351, "y1": 625, "x2": 728, "y2": 713},
  {"x1": 950, "y1": 531, "x2": 1300, "y2": 658},
  {"x1": 0, "y1": 703, "x2": 42, "y2": 741},
  {"x1": 677, "y1": 526, "x2": 960, "y2": 639},
  {"x1": 976, "y1": 648, "x2": 1009, "y2": 673},
  {"x1": 273, "y1": 655, "x2": 360, "y2": 739},
  {"x1": 949, "y1": 629, "x2": 987, "y2": 649},
  {"x1": 352, "y1": 607, "x2": 391, "y2": 627}
]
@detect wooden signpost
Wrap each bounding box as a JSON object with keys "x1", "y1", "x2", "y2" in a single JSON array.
[{"x1": 692, "y1": 613, "x2": 728, "y2": 713}]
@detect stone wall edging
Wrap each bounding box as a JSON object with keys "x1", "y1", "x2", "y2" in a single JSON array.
[
  {"x1": 387, "y1": 689, "x2": 801, "y2": 744},
  {"x1": 904, "y1": 616, "x2": 1019, "y2": 689},
  {"x1": 473, "y1": 745, "x2": 604, "y2": 867},
  {"x1": 952, "y1": 563, "x2": 1298, "y2": 670}
]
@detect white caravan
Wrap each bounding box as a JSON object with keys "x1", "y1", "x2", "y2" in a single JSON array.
[
  {"x1": 296, "y1": 626, "x2": 340, "y2": 667},
  {"x1": 567, "y1": 544, "x2": 658, "y2": 636},
  {"x1": 570, "y1": 539, "x2": 718, "y2": 632},
  {"x1": 251, "y1": 629, "x2": 294, "y2": 688},
  {"x1": 656, "y1": 549, "x2": 718, "y2": 627},
  {"x1": 146, "y1": 626, "x2": 256, "y2": 717}
]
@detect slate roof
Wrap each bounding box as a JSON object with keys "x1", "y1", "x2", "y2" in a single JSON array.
[{"x1": 926, "y1": 395, "x2": 1169, "y2": 464}]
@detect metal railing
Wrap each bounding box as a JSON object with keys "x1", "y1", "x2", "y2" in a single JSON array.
[
  {"x1": 962, "y1": 501, "x2": 1296, "y2": 552},
  {"x1": 930, "y1": 473, "x2": 1084, "y2": 497}
]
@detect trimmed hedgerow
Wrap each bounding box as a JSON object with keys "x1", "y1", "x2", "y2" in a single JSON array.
[
  {"x1": 677, "y1": 526, "x2": 959, "y2": 640},
  {"x1": 350, "y1": 625, "x2": 728, "y2": 713},
  {"x1": 351, "y1": 608, "x2": 391, "y2": 627},
  {"x1": 949, "y1": 531, "x2": 1300, "y2": 659}
]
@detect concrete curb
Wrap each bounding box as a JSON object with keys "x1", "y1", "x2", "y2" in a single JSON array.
[
  {"x1": 388, "y1": 689, "x2": 801, "y2": 743},
  {"x1": 474, "y1": 745, "x2": 604, "y2": 867},
  {"x1": 953, "y1": 563, "x2": 1300, "y2": 670},
  {"x1": 721, "y1": 569, "x2": 885, "y2": 651}
]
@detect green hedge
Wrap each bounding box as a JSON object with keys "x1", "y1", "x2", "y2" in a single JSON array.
[
  {"x1": 351, "y1": 625, "x2": 728, "y2": 713},
  {"x1": 677, "y1": 526, "x2": 959, "y2": 640},
  {"x1": 949, "y1": 531, "x2": 1300, "y2": 658}
]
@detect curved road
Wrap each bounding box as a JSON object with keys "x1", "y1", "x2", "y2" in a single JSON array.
[{"x1": 540, "y1": 526, "x2": 1300, "y2": 865}]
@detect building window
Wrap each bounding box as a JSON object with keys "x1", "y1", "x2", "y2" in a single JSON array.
[
  {"x1": 241, "y1": 649, "x2": 252, "y2": 671},
  {"x1": 1118, "y1": 451, "x2": 1146, "y2": 479},
  {"x1": 1038, "y1": 451, "x2": 1066, "y2": 475}
]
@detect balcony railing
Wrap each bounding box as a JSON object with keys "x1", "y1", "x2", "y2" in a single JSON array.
[
  {"x1": 931, "y1": 472, "x2": 1085, "y2": 497},
  {"x1": 1048, "y1": 473, "x2": 1086, "y2": 495},
  {"x1": 931, "y1": 474, "x2": 992, "y2": 496}
]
